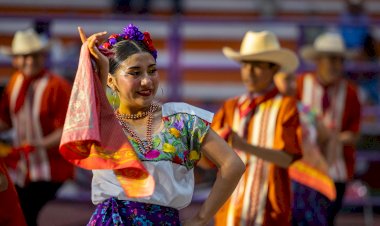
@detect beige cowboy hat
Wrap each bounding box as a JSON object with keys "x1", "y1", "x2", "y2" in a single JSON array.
[
  {"x1": 300, "y1": 32, "x2": 351, "y2": 60},
  {"x1": 0, "y1": 28, "x2": 49, "y2": 56},
  {"x1": 222, "y1": 31, "x2": 299, "y2": 73}
]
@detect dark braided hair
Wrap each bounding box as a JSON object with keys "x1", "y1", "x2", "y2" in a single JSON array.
[{"x1": 108, "y1": 40, "x2": 153, "y2": 74}]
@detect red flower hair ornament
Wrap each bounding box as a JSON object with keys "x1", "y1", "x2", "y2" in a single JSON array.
[{"x1": 100, "y1": 24, "x2": 157, "y2": 60}]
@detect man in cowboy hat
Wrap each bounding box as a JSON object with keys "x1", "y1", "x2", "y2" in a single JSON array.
[
  {"x1": 205, "y1": 30, "x2": 302, "y2": 226},
  {"x1": 0, "y1": 28, "x2": 74, "y2": 226},
  {"x1": 297, "y1": 32, "x2": 361, "y2": 226},
  {"x1": 274, "y1": 70, "x2": 335, "y2": 226}
]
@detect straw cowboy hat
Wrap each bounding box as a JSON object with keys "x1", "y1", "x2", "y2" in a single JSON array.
[
  {"x1": 222, "y1": 31, "x2": 299, "y2": 73},
  {"x1": 300, "y1": 32, "x2": 349, "y2": 60},
  {"x1": 0, "y1": 28, "x2": 49, "y2": 56}
]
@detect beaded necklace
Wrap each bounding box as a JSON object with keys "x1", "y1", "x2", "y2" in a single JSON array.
[{"x1": 115, "y1": 103, "x2": 160, "y2": 154}]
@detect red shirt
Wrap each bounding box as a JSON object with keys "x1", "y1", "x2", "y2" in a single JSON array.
[
  {"x1": 0, "y1": 71, "x2": 74, "y2": 183},
  {"x1": 0, "y1": 160, "x2": 26, "y2": 226},
  {"x1": 296, "y1": 72, "x2": 361, "y2": 180}
]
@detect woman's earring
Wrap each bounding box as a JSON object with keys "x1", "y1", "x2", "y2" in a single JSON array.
[
  {"x1": 154, "y1": 87, "x2": 165, "y2": 103},
  {"x1": 112, "y1": 89, "x2": 117, "y2": 111},
  {"x1": 161, "y1": 87, "x2": 164, "y2": 97}
]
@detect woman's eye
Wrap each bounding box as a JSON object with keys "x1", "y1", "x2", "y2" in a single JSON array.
[
  {"x1": 128, "y1": 71, "x2": 141, "y2": 76},
  {"x1": 148, "y1": 69, "x2": 157, "y2": 75}
]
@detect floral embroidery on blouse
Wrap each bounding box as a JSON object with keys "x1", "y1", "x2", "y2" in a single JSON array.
[{"x1": 127, "y1": 113, "x2": 210, "y2": 170}]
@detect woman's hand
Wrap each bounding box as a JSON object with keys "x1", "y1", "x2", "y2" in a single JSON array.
[{"x1": 78, "y1": 27, "x2": 109, "y2": 87}]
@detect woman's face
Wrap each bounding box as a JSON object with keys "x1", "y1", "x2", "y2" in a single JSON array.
[
  {"x1": 240, "y1": 61, "x2": 279, "y2": 93},
  {"x1": 110, "y1": 52, "x2": 159, "y2": 111}
]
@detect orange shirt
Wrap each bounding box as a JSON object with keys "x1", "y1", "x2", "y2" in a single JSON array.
[
  {"x1": 213, "y1": 89, "x2": 302, "y2": 226},
  {"x1": 296, "y1": 72, "x2": 361, "y2": 180},
  {"x1": 0, "y1": 71, "x2": 74, "y2": 183}
]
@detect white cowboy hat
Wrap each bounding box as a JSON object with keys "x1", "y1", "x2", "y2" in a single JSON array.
[
  {"x1": 222, "y1": 31, "x2": 299, "y2": 73},
  {"x1": 0, "y1": 28, "x2": 49, "y2": 56},
  {"x1": 300, "y1": 32, "x2": 349, "y2": 60}
]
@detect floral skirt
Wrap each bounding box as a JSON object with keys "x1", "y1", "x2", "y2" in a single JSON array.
[
  {"x1": 291, "y1": 181, "x2": 330, "y2": 226},
  {"x1": 88, "y1": 197, "x2": 180, "y2": 226}
]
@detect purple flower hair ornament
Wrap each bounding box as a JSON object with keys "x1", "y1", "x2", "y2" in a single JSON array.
[{"x1": 100, "y1": 24, "x2": 157, "y2": 60}]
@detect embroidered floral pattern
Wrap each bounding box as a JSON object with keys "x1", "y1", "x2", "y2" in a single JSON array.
[
  {"x1": 127, "y1": 113, "x2": 210, "y2": 170},
  {"x1": 64, "y1": 67, "x2": 93, "y2": 132},
  {"x1": 88, "y1": 197, "x2": 180, "y2": 225}
]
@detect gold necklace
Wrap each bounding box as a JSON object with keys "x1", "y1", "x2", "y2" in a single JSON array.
[
  {"x1": 116, "y1": 108, "x2": 150, "y2": 120},
  {"x1": 115, "y1": 104, "x2": 159, "y2": 154}
]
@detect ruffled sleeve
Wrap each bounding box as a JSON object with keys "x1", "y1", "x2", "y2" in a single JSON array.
[{"x1": 162, "y1": 102, "x2": 213, "y2": 168}]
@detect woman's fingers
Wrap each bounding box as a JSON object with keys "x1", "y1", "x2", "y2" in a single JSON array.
[
  {"x1": 87, "y1": 31, "x2": 108, "y2": 59},
  {"x1": 78, "y1": 26, "x2": 87, "y2": 43},
  {"x1": 87, "y1": 32, "x2": 107, "y2": 49},
  {"x1": 78, "y1": 26, "x2": 107, "y2": 45},
  {"x1": 95, "y1": 31, "x2": 108, "y2": 43}
]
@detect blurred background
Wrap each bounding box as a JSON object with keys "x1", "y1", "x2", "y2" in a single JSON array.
[{"x1": 0, "y1": 0, "x2": 380, "y2": 225}]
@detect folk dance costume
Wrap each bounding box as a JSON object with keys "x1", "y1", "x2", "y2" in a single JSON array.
[
  {"x1": 289, "y1": 102, "x2": 336, "y2": 226},
  {"x1": 0, "y1": 70, "x2": 73, "y2": 185},
  {"x1": 296, "y1": 72, "x2": 361, "y2": 224},
  {"x1": 212, "y1": 88, "x2": 302, "y2": 226},
  {"x1": 60, "y1": 43, "x2": 213, "y2": 225},
  {"x1": 0, "y1": 70, "x2": 73, "y2": 225},
  {"x1": 297, "y1": 73, "x2": 361, "y2": 182},
  {"x1": 88, "y1": 103, "x2": 213, "y2": 225}
]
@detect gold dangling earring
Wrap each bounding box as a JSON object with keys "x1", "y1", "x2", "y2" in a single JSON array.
[
  {"x1": 154, "y1": 87, "x2": 165, "y2": 103},
  {"x1": 160, "y1": 87, "x2": 164, "y2": 97},
  {"x1": 112, "y1": 89, "x2": 118, "y2": 111}
]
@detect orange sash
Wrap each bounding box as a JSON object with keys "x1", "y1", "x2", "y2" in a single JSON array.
[{"x1": 289, "y1": 161, "x2": 336, "y2": 200}]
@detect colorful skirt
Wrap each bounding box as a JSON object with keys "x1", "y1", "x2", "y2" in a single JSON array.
[
  {"x1": 88, "y1": 197, "x2": 180, "y2": 226},
  {"x1": 291, "y1": 181, "x2": 330, "y2": 226}
]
